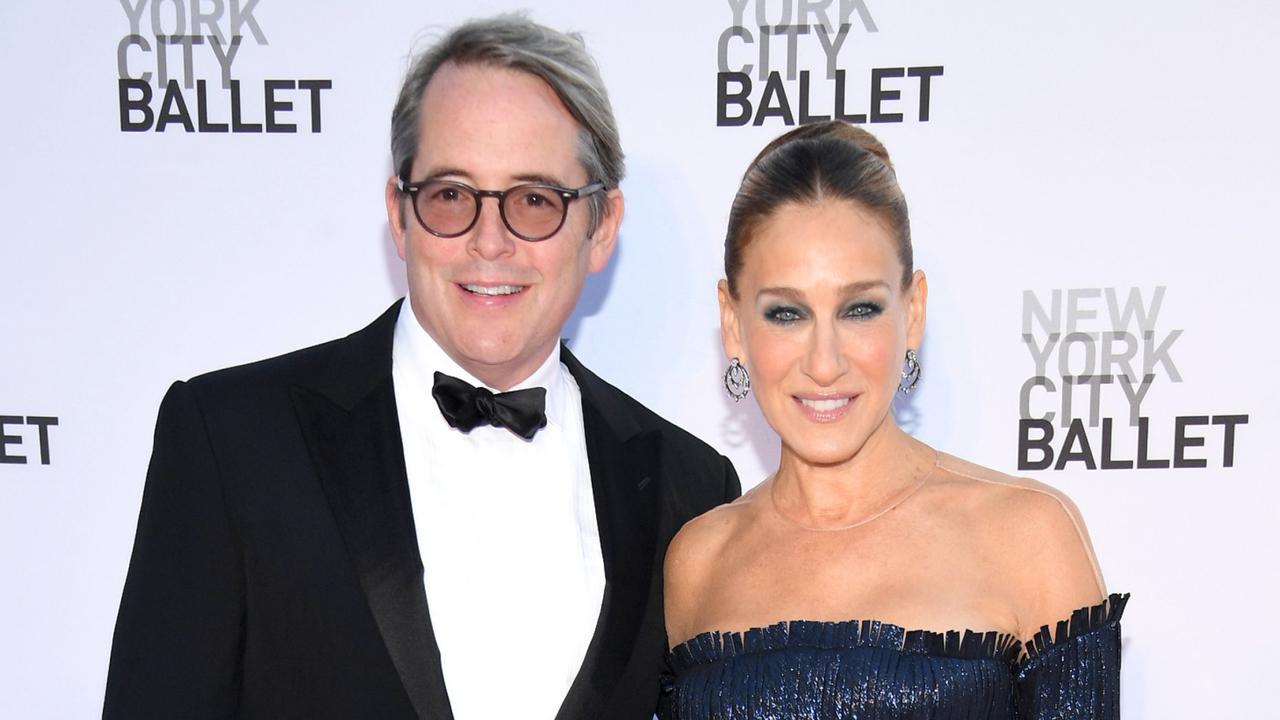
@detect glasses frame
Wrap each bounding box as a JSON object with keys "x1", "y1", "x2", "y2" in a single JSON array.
[{"x1": 397, "y1": 177, "x2": 606, "y2": 242}]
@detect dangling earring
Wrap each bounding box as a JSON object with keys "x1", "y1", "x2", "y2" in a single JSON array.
[
  {"x1": 898, "y1": 349, "x2": 921, "y2": 394},
  {"x1": 723, "y1": 358, "x2": 751, "y2": 401}
]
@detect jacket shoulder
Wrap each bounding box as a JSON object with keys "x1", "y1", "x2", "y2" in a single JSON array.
[
  {"x1": 571, "y1": 356, "x2": 723, "y2": 460},
  {"x1": 184, "y1": 302, "x2": 394, "y2": 392},
  {"x1": 566, "y1": 353, "x2": 740, "y2": 506},
  {"x1": 182, "y1": 302, "x2": 398, "y2": 410},
  {"x1": 187, "y1": 333, "x2": 351, "y2": 392}
]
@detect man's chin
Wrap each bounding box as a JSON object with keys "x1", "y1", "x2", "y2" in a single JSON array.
[{"x1": 449, "y1": 338, "x2": 549, "y2": 385}]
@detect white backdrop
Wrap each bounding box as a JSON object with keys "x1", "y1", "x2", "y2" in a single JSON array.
[{"x1": 2, "y1": 1, "x2": 1277, "y2": 717}]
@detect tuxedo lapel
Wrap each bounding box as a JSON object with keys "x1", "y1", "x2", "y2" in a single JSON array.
[
  {"x1": 290, "y1": 321, "x2": 662, "y2": 719},
  {"x1": 557, "y1": 348, "x2": 662, "y2": 720},
  {"x1": 291, "y1": 301, "x2": 453, "y2": 720}
]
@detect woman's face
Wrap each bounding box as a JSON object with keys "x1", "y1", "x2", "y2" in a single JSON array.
[{"x1": 720, "y1": 199, "x2": 926, "y2": 466}]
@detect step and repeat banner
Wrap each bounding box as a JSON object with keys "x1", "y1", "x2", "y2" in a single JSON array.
[{"x1": 2, "y1": 1, "x2": 1276, "y2": 717}]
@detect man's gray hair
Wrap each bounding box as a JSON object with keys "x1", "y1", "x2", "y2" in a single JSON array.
[{"x1": 390, "y1": 14, "x2": 625, "y2": 232}]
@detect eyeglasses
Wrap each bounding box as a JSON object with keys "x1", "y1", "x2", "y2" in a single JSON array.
[{"x1": 397, "y1": 178, "x2": 605, "y2": 242}]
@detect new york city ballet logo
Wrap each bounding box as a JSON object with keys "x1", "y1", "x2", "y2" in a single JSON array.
[
  {"x1": 1017, "y1": 286, "x2": 1248, "y2": 472},
  {"x1": 116, "y1": 0, "x2": 332, "y2": 133},
  {"x1": 715, "y1": 0, "x2": 944, "y2": 127},
  {"x1": 0, "y1": 415, "x2": 58, "y2": 467}
]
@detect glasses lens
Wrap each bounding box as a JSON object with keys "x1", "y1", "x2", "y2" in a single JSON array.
[
  {"x1": 503, "y1": 186, "x2": 567, "y2": 240},
  {"x1": 417, "y1": 181, "x2": 477, "y2": 236}
]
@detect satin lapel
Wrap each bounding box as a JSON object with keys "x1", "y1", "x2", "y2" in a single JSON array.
[
  {"x1": 291, "y1": 302, "x2": 453, "y2": 720},
  {"x1": 557, "y1": 350, "x2": 662, "y2": 720}
]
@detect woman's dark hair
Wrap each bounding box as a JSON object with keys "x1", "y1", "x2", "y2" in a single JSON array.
[{"x1": 724, "y1": 121, "x2": 912, "y2": 297}]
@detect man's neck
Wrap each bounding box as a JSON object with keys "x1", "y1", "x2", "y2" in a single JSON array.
[{"x1": 402, "y1": 301, "x2": 559, "y2": 392}]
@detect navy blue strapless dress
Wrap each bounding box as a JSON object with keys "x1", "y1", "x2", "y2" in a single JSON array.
[{"x1": 661, "y1": 594, "x2": 1127, "y2": 720}]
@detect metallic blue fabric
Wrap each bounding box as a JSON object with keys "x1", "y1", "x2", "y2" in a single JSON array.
[{"x1": 662, "y1": 594, "x2": 1127, "y2": 720}]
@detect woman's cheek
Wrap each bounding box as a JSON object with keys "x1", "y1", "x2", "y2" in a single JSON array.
[
  {"x1": 846, "y1": 324, "x2": 900, "y2": 389},
  {"x1": 744, "y1": 322, "x2": 795, "y2": 377}
]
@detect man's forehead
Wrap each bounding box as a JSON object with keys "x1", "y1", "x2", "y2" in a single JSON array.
[
  {"x1": 411, "y1": 61, "x2": 587, "y2": 183},
  {"x1": 418, "y1": 61, "x2": 573, "y2": 128}
]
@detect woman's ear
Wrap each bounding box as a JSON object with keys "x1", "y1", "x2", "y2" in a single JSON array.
[
  {"x1": 718, "y1": 279, "x2": 744, "y2": 362},
  {"x1": 906, "y1": 269, "x2": 928, "y2": 350}
]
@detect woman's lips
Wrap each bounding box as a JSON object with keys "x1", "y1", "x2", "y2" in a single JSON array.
[{"x1": 793, "y1": 394, "x2": 855, "y2": 422}]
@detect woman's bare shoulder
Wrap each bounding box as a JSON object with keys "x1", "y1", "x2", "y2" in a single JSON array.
[
  {"x1": 667, "y1": 484, "x2": 763, "y2": 574},
  {"x1": 934, "y1": 452, "x2": 1086, "y2": 515},
  {"x1": 933, "y1": 453, "x2": 1109, "y2": 638},
  {"x1": 664, "y1": 484, "x2": 766, "y2": 644}
]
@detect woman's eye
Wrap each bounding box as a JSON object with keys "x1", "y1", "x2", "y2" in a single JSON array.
[
  {"x1": 765, "y1": 306, "x2": 804, "y2": 324},
  {"x1": 844, "y1": 302, "x2": 883, "y2": 319}
]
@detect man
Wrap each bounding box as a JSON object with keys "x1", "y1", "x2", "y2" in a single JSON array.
[{"x1": 103, "y1": 15, "x2": 739, "y2": 720}]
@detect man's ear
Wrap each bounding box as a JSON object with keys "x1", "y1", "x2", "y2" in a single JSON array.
[
  {"x1": 587, "y1": 188, "x2": 624, "y2": 273},
  {"x1": 385, "y1": 177, "x2": 408, "y2": 261},
  {"x1": 718, "y1": 279, "x2": 744, "y2": 362}
]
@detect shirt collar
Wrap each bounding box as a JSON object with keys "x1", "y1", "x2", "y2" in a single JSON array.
[{"x1": 393, "y1": 297, "x2": 570, "y2": 429}]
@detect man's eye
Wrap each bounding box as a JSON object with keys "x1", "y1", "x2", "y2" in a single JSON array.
[
  {"x1": 431, "y1": 187, "x2": 464, "y2": 202},
  {"x1": 519, "y1": 190, "x2": 553, "y2": 207}
]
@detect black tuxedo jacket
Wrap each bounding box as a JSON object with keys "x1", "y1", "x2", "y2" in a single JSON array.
[{"x1": 104, "y1": 301, "x2": 740, "y2": 719}]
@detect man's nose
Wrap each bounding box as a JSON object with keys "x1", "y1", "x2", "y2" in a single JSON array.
[{"x1": 467, "y1": 196, "x2": 517, "y2": 260}]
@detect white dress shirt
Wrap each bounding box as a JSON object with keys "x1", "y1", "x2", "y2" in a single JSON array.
[{"x1": 391, "y1": 300, "x2": 605, "y2": 720}]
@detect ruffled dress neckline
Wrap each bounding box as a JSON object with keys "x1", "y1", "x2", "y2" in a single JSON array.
[
  {"x1": 662, "y1": 594, "x2": 1128, "y2": 719},
  {"x1": 669, "y1": 593, "x2": 1129, "y2": 673}
]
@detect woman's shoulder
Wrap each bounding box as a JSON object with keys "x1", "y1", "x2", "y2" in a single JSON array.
[
  {"x1": 664, "y1": 486, "x2": 767, "y2": 644},
  {"x1": 666, "y1": 484, "x2": 763, "y2": 571},
  {"x1": 929, "y1": 452, "x2": 1109, "y2": 639},
  {"x1": 931, "y1": 452, "x2": 1091, "y2": 527}
]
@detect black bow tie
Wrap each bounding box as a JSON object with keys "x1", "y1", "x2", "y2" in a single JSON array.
[{"x1": 431, "y1": 372, "x2": 548, "y2": 440}]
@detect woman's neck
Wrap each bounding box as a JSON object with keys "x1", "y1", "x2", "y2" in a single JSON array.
[{"x1": 770, "y1": 421, "x2": 936, "y2": 530}]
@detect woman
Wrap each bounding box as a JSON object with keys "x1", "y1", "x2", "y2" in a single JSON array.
[{"x1": 661, "y1": 121, "x2": 1126, "y2": 719}]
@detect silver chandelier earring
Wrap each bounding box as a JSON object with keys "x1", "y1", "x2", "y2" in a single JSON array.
[
  {"x1": 723, "y1": 358, "x2": 751, "y2": 401},
  {"x1": 898, "y1": 349, "x2": 921, "y2": 395}
]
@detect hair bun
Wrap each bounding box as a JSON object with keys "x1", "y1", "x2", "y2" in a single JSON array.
[
  {"x1": 745, "y1": 121, "x2": 894, "y2": 179},
  {"x1": 823, "y1": 123, "x2": 893, "y2": 170},
  {"x1": 726, "y1": 121, "x2": 911, "y2": 297}
]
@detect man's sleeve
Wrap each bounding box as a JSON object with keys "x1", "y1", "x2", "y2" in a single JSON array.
[
  {"x1": 721, "y1": 454, "x2": 742, "y2": 503},
  {"x1": 103, "y1": 381, "x2": 245, "y2": 719}
]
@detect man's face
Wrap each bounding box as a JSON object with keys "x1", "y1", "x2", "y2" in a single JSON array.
[{"x1": 386, "y1": 61, "x2": 622, "y2": 390}]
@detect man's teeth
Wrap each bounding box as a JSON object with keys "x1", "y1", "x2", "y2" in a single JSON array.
[
  {"x1": 799, "y1": 397, "x2": 850, "y2": 412},
  {"x1": 463, "y1": 284, "x2": 524, "y2": 296}
]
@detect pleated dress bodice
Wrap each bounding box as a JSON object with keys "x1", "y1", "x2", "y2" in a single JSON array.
[{"x1": 661, "y1": 593, "x2": 1127, "y2": 720}]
